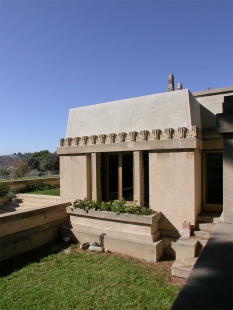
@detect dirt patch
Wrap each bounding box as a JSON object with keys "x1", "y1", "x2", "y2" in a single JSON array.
[{"x1": 68, "y1": 242, "x2": 186, "y2": 287}]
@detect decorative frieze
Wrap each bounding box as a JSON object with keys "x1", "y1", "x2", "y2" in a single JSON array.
[
  {"x1": 138, "y1": 130, "x2": 149, "y2": 141},
  {"x1": 161, "y1": 128, "x2": 175, "y2": 139},
  {"x1": 127, "y1": 131, "x2": 138, "y2": 142},
  {"x1": 60, "y1": 126, "x2": 201, "y2": 147},
  {"x1": 187, "y1": 126, "x2": 201, "y2": 139},
  {"x1": 81, "y1": 136, "x2": 89, "y2": 145},
  {"x1": 149, "y1": 129, "x2": 162, "y2": 141},
  {"x1": 97, "y1": 134, "x2": 107, "y2": 144},
  {"x1": 66, "y1": 138, "x2": 73, "y2": 146},
  {"x1": 175, "y1": 127, "x2": 188, "y2": 139},
  {"x1": 88, "y1": 135, "x2": 98, "y2": 145},
  {"x1": 117, "y1": 132, "x2": 127, "y2": 142},
  {"x1": 106, "y1": 133, "x2": 117, "y2": 144},
  {"x1": 73, "y1": 137, "x2": 81, "y2": 146}
]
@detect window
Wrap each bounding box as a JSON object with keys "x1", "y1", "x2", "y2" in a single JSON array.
[{"x1": 101, "y1": 153, "x2": 133, "y2": 201}]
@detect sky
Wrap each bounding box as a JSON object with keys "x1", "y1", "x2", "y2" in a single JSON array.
[{"x1": 0, "y1": 0, "x2": 232, "y2": 155}]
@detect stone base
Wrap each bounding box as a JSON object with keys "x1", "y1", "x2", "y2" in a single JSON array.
[{"x1": 61, "y1": 223, "x2": 164, "y2": 262}]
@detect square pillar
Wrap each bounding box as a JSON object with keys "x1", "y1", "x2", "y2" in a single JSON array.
[
  {"x1": 91, "y1": 153, "x2": 102, "y2": 200},
  {"x1": 133, "y1": 151, "x2": 144, "y2": 206},
  {"x1": 216, "y1": 95, "x2": 233, "y2": 223}
]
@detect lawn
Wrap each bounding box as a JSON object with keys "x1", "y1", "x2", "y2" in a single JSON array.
[
  {"x1": 0, "y1": 241, "x2": 182, "y2": 310},
  {"x1": 26, "y1": 187, "x2": 60, "y2": 196}
]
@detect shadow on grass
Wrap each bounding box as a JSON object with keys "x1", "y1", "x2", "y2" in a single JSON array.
[{"x1": 0, "y1": 239, "x2": 73, "y2": 277}]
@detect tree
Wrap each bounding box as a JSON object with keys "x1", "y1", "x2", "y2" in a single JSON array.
[
  {"x1": 11, "y1": 160, "x2": 29, "y2": 178},
  {"x1": 25, "y1": 150, "x2": 50, "y2": 171},
  {"x1": 39, "y1": 153, "x2": 59, "y2": 172}
]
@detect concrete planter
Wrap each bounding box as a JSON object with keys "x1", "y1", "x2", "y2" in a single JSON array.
[
  {"x1": 0, "y1": 196, "x2": 11, "y2": 207},
  {"x1": 62, "y1": 206, "x2": 164, "y2": 262}
]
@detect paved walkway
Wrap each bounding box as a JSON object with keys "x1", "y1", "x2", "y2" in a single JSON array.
[{"x1": 171, "y1": 219, "x2": 233, "y2": 309}]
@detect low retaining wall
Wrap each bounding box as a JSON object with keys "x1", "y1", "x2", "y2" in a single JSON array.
[
  {"x1": 0, "y1": 177, "x2": 60, "y2": 192},
  {"x1": 0, "y1": 202, "x2": 70, "y2": 262}
]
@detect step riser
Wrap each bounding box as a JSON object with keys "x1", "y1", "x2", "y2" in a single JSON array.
[
  {"x1": 194, "y1": 231, "x2": 211, "y2": 238},
  {"x1": 171, "y1": 263, "x2": 191, "y2": 278}
]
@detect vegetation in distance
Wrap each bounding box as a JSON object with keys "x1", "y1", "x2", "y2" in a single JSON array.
[
  {"x1": 26, "y1": 188, "x2": 60, "y2": 196},
  {"x1": 0, "y1": 182, "x2": 59, "y2": 197},
  {"x1": 0, "y1": 150, "x2": 59, "y2": 179},
  {"x1": 73, "y1": 197, "x2": 153, "y2": 215},
  {"x1": 0, "y1": 242, "x2": 181, "y2": 310}
]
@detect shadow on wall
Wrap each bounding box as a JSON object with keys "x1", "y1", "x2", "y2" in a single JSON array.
[
  {"x1": 200, "y1": 104, "x2": 216, "y2": 131},
  {"x1": 158, "y1": 214, "x2": 180, "y2": 238}
]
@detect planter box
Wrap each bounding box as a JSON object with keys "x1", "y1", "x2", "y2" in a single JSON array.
[{"x1": 61, "y1": 207, "x2": 164, "y2": 262}]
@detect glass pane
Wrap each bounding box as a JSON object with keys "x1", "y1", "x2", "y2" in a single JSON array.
[
  {"x1": 206, "y1": 153, "x2": 223, "y2": 204},
  {"x1": 122, "y1": 154, "x2": 133, "y2": 201},
  {"x1": 108, "y1": 155, "x2": 118, "y2": 200}
]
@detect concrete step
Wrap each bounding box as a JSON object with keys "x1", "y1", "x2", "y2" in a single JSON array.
[
  {"x1": 197, "y1": 212, "x2": 221, "y2": 224},
  {"x1": 183, "y1": 257, "x2": 198, "y2": 266},
  {"x1": 17, "y1": 194, "x2": 60, "y2": 201},
  {"x1": 196, "y1": 222, "x2": 216, "y2": 232},
  {"x1": 194, "y1": 230, "x2": 211, "y2": 238},
  {"x1": 172, "y1": 238, "x2": 198, "y2": 262},
  {"x1": 171, "y1": 262, "x2": 192, "y2": 278}
]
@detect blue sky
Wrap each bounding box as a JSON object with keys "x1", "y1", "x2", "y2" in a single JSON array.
[{"x1": 0, "y1": 0, "x2": 232, "y2": 155}]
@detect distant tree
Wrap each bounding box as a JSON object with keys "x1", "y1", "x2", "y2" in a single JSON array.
[
  {"x1": 11, "y1": 160, "x2": 29, "y2": 178},
  {"x1": 40, "y1": 152, "x2": 59, "y2": 172},
  {"x1": 0, "y1": 166, "x2": 10, "y2": 177},
  {"x1": 25, "y1": 150, "x2": 50, "y2": 171}
]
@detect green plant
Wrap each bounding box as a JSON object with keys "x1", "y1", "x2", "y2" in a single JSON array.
[
  {"x1": 27, "y1": 181, "x2": 58, "y2": 192},
  {"x1": 6, "y1": 188, "x2": 16, "y2": 199},
  {"x1": 0, "y1": 184, "x2": 16, "y2": 198},
  {"x1": 73, "y1": 198, "x2": 153, "y2": 216},
  {"x1": 0, "y1": 184, "x2": 8, "y2": 196}
]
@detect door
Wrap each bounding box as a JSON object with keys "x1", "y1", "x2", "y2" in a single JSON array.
[{"x1": 203, "y1": 152, "x2": 223, "y2": 212}]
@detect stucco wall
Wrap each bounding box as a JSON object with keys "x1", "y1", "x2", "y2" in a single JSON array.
[
  {"x1": 149, "y1": 150, "x2": 201, "y2": 235},
  {"x1": 66, "y1": 89, "x2": 201, "y2": 138},
  {"x1": 60, "y1": 154, "x2": 91, "y2": 203}
]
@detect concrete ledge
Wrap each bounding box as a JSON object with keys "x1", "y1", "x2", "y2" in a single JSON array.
[
  {"x1": 0, "y1": 202, "x2": 71, "y2": 237},
  {"x1": 57, "y1": 138, "x2": 201, "y2": 155},
  {"x1": 0, "y1": 217, "x2": 69, "y2": 261},
  {"x1": 0, "y1": 202, "x2": 71, "y2": 261},
  {"x1": 66, "y1": 206, "x2": 161, "y2": 225}
]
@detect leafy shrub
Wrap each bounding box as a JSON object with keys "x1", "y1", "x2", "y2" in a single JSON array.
[
  {"x1": 27, "y1": 181, "x2": 58, "y2": 192},
  {"x1": 0, "y1": 184, "x2": 16, "y2": 198},
  {"x1": 73, "y1": 198, "x2": 153, "y2": 216}
]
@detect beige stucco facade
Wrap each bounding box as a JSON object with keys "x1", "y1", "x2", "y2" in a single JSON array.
[
  {"x1": 60, "y1": 154, "x2": 91, "y2": 203},
  {"x1": 58, "y1": 85, "x2": 233, "y2": 240},
  {"x1": 149, "y1": 149, "x2": 201, "y2": 235}
]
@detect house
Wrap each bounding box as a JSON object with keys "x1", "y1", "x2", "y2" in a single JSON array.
[{"x1": 57, "y1": 75, "x2": 233, "y2": 263}]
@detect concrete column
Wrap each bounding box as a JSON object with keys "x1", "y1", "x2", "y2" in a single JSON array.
[
  {"x1": 216, "y1": 95, "x2": 233, "y2": 223},
  {"x1": 133, "y1": 151, "x2": 144, "y2": 206},
  {"x1": 223, "y1": 135, "x2": 233, "y2": 223},
  {"x1": 91, "y1": 153, "x2": 101, "y2": 200}
]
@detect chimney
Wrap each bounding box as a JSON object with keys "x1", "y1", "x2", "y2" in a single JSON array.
[{"x1": 167, "y1": 74, "x2": 174, "y2": 92}]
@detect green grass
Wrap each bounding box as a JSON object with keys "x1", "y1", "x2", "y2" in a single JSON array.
[
  {"x1": 0, "y1": 242, "x2": 181, "y2": 310},
  {"x1": 0, "y1": 175, "x2": 59, "y2": 182},
  {"x1": 26, "y1": 188, "x2": 60, "y2": 196}
]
